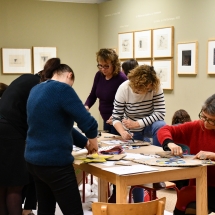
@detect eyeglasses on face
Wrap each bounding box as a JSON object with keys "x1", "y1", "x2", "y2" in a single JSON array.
[
  {"x1": 198, "y1": 110, "x2": 215, "y2": 126},
  {"x1": 97, "y1": 64, "x2": 110, "y2": 70}
]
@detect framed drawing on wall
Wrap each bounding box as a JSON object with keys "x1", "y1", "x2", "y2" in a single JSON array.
[
  {"x1": 33, "y1": 47, "x2": 57, "y2": 74},
  {"x1": 207, "y1": 39, "x2": 215, "y2": 74},
  {"x1": 1, "y1": 48, "x2": 32, "y2": 74},
  {"x1": 153, "y1": 26, "x2": 174, "y2": 58},
  {"x1": 118, "y1": 32, "x2": 133, "y2": 59},
  {"x1": 153, "y1": 59, "x2": 173, "y2": 90},
  {"x1": 134, "y1": 30, "x2": 152, "y2": 58},
  {"x1": 177, "y1": 41, "x2": 198, "y2": 74},
  {"x1": 138, "y1": 60, "x2": 152, "y2": 66}
]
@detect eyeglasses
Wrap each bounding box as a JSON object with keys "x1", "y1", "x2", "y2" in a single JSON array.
[
  {"x1": 198, "y1": 110, "x2": 215, "y2": 126},
  {"x1": 97, "y1": 64, "x2": 110, "y2": 70}
]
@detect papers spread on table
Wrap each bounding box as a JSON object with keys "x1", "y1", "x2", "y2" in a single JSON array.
[
  {"x1": 102, "y1": 164, "x2": 158, "y2": 175},
  {"x1": 100, "y1": 140, "x2": 127, "y2": 145}
]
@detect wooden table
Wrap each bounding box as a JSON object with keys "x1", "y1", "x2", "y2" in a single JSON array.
[{"x1": 73, "y1": 135, "x2": 208, "y2": 215}]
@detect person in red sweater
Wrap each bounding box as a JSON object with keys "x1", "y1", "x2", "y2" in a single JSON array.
[{"x1": 157, "y1": 93, "x2": 215, "y2": 213}]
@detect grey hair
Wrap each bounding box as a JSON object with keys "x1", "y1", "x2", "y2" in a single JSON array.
[{"x1": 202, "y1": 94, "x2": 215, "y2": 115}]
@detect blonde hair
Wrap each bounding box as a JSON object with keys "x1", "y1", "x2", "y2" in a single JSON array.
[{"x1": 128, "y1": 65, "x2": 160, "y2": 92}]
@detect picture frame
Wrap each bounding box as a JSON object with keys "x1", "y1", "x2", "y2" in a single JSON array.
[
  {"x1": 207, "y1": 39, "x2": 215, "y2": 74},
  {"x1": 177, "y1": 41, "x2": 198, "y2": 75},
  {"x1": 33, "y1": 47, "x2": 57, "y2": 74},
  {"x1": 118, "y1": 32, "x2": 133, "y2": 59},
  {"x1": 153, "y1": 59, "x2": 173, "y2": 90},
  {"x1": 134, "y1": 30, "x2": 152, "y2": 58},
  {"x1": 1, "y1": 48, "x2": 32, "y2": 74},
  {"x1": 138, "y1": 60, "x2": 152, "y2": 66},
  {"x1": 152, "y1": 26, "x2": 174, "y2": 58}
]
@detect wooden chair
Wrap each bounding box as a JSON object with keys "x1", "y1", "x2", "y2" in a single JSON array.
[{"x1": 92, "y1": 197, "x2": 166, "y2": 215}]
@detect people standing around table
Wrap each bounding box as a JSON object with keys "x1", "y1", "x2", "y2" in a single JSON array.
[
  {"x1": 157, "y1": 94, "x2": 215, "y2": 213},
  {"x1": 85, "y1": 48, "x2": 127, "y2": 135},
  {"x1": 0, "y1": 73, "x2": 41, "y2": 215},
  {"x1": 25, "y1": 58, "x2": 98, "y2": 215},
  {"x1": 112, "y1": 64, "x2": 166, "y2": 202}
]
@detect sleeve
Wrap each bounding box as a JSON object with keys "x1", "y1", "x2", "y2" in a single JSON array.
[
  {"x1": 71, "y1": 128, "x2": 88, "y2": 148},
  {"x1": 60, "y1": 85, "x2": 98, "y2": 139},
  {"x1": 84, "y1": 72, "x2": 100, "y2": 108}
]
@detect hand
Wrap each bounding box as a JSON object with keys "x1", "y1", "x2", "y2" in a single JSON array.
[
  {"x1": 85, "y1": 138, "x2": 98, "y2": 154},
  {"x1": 167, "y1": 143, "x2": 183, "y2": 157},
  {"x1": 193, "y1": 151, "x2": 215, "y2": 160},
  {"x1": 122, "y1": 118, "x2": 139, "y2": 129},
  {"x1": 106, "y1": 116, "x2": 113, "y2": 125},
  {"x1": 120, "y1": 130, "x2": 133, "y2": 140},
  {"x1": 85, "y1": 106, "x2": 89, "y2": 111}
]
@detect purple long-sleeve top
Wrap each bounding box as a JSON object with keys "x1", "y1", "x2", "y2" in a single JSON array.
[{"x1": 85, "y1": 71, "x2": 127, "y2": 121}]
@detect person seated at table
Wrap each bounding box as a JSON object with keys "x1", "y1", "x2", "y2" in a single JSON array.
[
  {"x1": 157, "y1": 93, "x2": 215, "y2": 213},
  {"x1": 112, "y1": 64, "x2": 166, "y2": 202}
]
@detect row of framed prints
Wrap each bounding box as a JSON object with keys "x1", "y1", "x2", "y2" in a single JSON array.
[
  {"x1": 1, "y1": 47, "x2": 57, "y2": 74},
  {"x1": 118, "y1": 26, "x2": 174, "y2": 59}
]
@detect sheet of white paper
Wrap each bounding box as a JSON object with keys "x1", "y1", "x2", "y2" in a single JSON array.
[
  {"x1": 101, "y1": 140, "x2": 127, "y2": 145},
  {"x1": 125, "y1": 153, "x2": 160, "y2": 160},
  {"x1": 100, "y1": 161, "x2": 115, "y2": 166},
  {"x1": 102, "y1": 164, "x2": 158, "y2": 175}
]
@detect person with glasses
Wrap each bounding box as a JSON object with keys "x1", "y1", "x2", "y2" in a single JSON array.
[
  {"x1": 112, "y1": 64, "x2": 166, "y2": 202},
  {"x1": 85, "y1": 48, "x2": 127, "y2": 135},
  {"x1": 157, "y1": 94, "x2": 215, "y2": 214}
]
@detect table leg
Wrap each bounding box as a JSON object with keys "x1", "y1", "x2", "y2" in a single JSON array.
[
  {"x1": 116, "y1": 176, "x2": 127, "y2": 203},
  {"x1": 196, "y1": 166, "x2": 207, "y2": 215},
  {"x1": 98, "y1": 178, "x2": 108, "y2": 202}
]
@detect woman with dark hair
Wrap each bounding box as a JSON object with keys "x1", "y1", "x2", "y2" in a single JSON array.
[
  {"x1": 172, "y1": 109, "x2": 191, "y2": 125},
  {"x1": 121, "y1": 58, "x2": 138, "y2": 76},
  {"x1": 158, "y1": 94, "x2": 215, "y2": 214},
  {"x1": 25, "y1": 58, "x2": 98, "y2": 215},
  {"x1": 0, "y1": 83, "x2": 8, "y2": 97},
  {"x1": 85, "y1": 48, "x2": 127, "y2": 135}
]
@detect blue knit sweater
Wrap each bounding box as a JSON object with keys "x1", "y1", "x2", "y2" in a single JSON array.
[{"x1": 25, "y1": 80, "x2": 98, "y2": 166}]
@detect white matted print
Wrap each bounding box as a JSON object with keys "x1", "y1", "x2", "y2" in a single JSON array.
[
  {"x1": 118, "y1": 32, "x2": 133, "y2": 59},
  {"x1": 207, "y1": 39, "x2": 215, "y2": 74},
  {"x1": 177, "y1": 42, "x2": 198, "y2": 74},
  {"x1": 134, "y1": 30, "x2": 151, "y2": 58},
  {"x1": 1, "y1": 48, "x2": 32, "y2": 74},
  {"x1": 33, "y1": 47, "x2": 57, "y2": 74},
  {"x1": 153, "y1": 60, "x2": 173, "y2": 90},
  {"x1": 153, "y1": 27, "x2": 174, "y2": 58},
  {"x1": 138, "y1": 60, "x2": 152, "y2": 66}
]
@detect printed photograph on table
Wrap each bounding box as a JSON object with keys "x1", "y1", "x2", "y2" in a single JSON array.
[
  {"x1": 152, "y1": 26, "x2": 174, "y2": 58},
  {"x1": 33, "y1": 47, "x2": 57, "y2": 74},
  {"x1": 134, "y1": 30, "x2": 152, "y2": 58},
  {"x1": 177, "y1": 41, "x2": 198, "y2": 74},
  {"x1": 207, "y1": 39, "x2": 215, "y2": 74},
  {"x1": 138, "y1": 60, "x2": 152, "y2": 66},
  {"x1": 1, "y1": 48, "x2": 32, "y2": 74},
  {"x1": 153, "y1": 59, "x2": 173, "y2": 90},
  {"x1": 118, "y1": 32, "x2": 133, "y2": 59}
]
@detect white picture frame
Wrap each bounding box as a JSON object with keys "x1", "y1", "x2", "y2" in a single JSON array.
[
  {"x1": 118, "y1": 32, "x2": 133, "y2": 59},
  {"x1": 134, "y1": 30, "x2": 152, "y2": 58},
  {"x1": 33, "y1": 47, "x2": 57, "y2": 74},
  {"x1": 177, "y1": 41, "x2": 198, "y2": 75},
  {"x1": 1, "y1": 48, "x2": 32, "y2": 74},
  {"x1": 207, "y1": 39, "x2": 215, "y2": 74},
  {"x1": 153, "y1": 26, "x2": 174, "y2": 58},
  {"x1": 153, "y1": 59, "x2": 173, "y2": 90}
]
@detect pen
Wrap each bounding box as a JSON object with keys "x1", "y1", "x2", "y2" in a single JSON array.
[{"x1": 127, "y1": 130, "x2": 135, "y2": 143}]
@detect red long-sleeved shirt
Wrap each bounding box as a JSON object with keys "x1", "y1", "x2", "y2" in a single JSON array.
[{"x1": 157, "y1": 120, "x2": 215, "y2": 187}]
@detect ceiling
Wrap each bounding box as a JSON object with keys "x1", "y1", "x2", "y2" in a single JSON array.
[{"x1": 41, "y1": 0, "x2": 110, "y2": 3}]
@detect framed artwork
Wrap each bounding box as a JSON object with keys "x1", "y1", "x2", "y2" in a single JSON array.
[
  {"x1": 1, "y1": 48, "x2": 31, "y2": 74},
  {"x1": 33, "y1": 47, "x2": 57, "y2": 74},
  {"x1": 118, "y1": 32, "x2": 133, "y2": 59},
  {"x1": 207, "y1": 39, "x2": 215, "y2": 74},
  {"x1": 153, "y1": 59, "x2": 173, "y2": 90},
  {"x1": 134, "y1": 30, "x2": 152, "y2": 58},
  {"x1": 177, "y1": 41, "x2": 198, "y2": 74},
  {"x1": 138, "y1": 60, "x2": 152, "y2": 66},
  {"x1": 153, "y1": 26, "x2": 174, "y2": 58}
]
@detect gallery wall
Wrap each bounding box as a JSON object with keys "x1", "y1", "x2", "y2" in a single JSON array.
[{"x1": 98, "y1": 0, "x2": 215, "y2": 124}]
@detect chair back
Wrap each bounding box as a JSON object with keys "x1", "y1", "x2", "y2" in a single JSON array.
[{"x1": 92, "y1": 197, "x2": 166, "y2": 215}]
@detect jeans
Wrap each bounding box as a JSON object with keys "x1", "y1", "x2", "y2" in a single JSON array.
[
  {"x1": 103, "y1": 121, "x2": 119, "y2": 135},
  {"x1": 27, "y1": 162, "x2": 83, "y2": 215}
]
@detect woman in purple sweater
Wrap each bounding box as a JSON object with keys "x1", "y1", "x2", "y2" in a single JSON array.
[{"x1": 85, "y1": 48, "x2": 127, "y2": 135}]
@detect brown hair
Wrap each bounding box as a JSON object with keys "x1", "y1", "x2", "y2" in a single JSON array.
[
  {"x1": 122, "y1": 59, "x2": 139, "y2": 76},
  {"x1": 96, "y1": 49, "x2": 121, "y2": 76},
  {"x1": 0, "y1": 83, "x2": 8, "y2": 97},
  {"x1": 128, "y1": 65, "x2": 160, "y2": 93},
  {"x1": 171, "y1": 109, "x2": 191, "y2": 125},
  {"x1": 40, "y1": 58, "x2": 75, "y2": 82}
]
